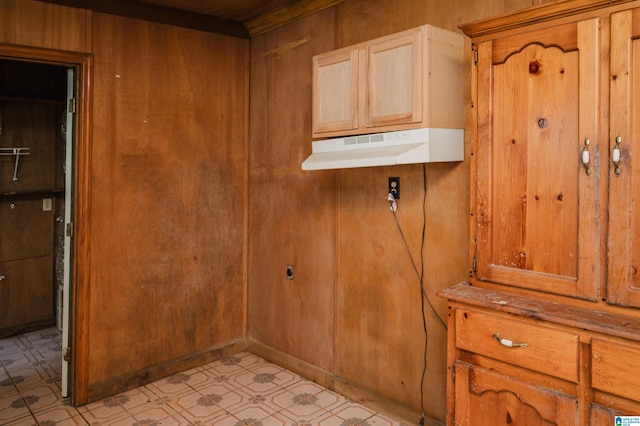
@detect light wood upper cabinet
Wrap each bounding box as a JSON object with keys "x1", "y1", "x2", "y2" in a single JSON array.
[
  {"x1": 312, "y1": 47, "x2": 359, "y2": 134},
  {"x1": 312, "y1": 25, "x2": 463, "y2": 138},
  {"x1": 473, "y1": 20, "x2": 600, "y2": 300},
  {"x1": 607, "y1": 8, "x2": 640, "y2": 308},
  {"x1": 365, "y1": 28, "x2": 422, "y2": 128}
]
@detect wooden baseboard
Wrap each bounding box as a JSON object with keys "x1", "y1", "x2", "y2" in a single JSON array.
[
  {"x1": 0, "y1": 318, "x2": 57, "y2": 339},
  {"x1": 85, "y1": 337, "x2": 248, "y2": 404},
  {"x1": 247, "y1": 338, "x2": 443, "y2": 426},
  {"x1": 82, "y1": 336, "x2": 444, "y2": 425}
]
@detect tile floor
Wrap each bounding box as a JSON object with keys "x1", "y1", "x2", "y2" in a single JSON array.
[{"x1": 0, "y1": 328, "x2": 404, "y2": 425}]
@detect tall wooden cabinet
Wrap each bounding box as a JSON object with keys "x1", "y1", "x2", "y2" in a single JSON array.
[{"x1": 440, "y1": 1, "x2": 640, "y2": 424}]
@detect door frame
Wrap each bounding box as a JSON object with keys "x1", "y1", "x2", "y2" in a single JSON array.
[{"x1": 0, "y1": 44, "x2": 92, "y2": 406}]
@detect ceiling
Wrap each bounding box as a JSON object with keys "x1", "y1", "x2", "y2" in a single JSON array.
[
  {"x1": 37, "y1": 0, "x2": 344, "y2": 38},
  {"x1": 139, "y1": 0, "x2": 301, "y2": 23}
]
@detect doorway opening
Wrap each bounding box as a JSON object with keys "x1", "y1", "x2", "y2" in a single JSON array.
[
  {"x1": 0, "y1": 46, "x2": 90, "y2": 403},
  {"x1": 0, "y1": 59, "x2": 68, "y2": 338}
]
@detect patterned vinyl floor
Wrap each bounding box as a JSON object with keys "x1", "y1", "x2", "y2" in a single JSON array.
[{"x1": 0, "y1": 328, "x2": 404, "y2": 425}]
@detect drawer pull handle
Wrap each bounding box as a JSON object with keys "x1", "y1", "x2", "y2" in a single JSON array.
[{"x1": 492, "y1": 333, "x2": 528, "y2": 349}]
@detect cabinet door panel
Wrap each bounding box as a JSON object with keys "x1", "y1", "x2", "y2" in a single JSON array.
[
  {"x1": 590, "y1": 404, "x2": 629, "y2": 426},
  {"x1": 591, "y1": 338, "x2": 640, "y2": 403},
  {"x1": 0, "y1": 102, "x2": 60, "y2": 192},
  {"x1": 454, "y1": 361, "x2": 579, "y2": 426},
  {"x1": 608, "y1": 8, "x2": 640, "y2": 308},
  {"x1": 366, "y1": 28, "x2": 422, "y2": 127},
  {"x1": 0, "y1": 198, "x2": 54, "y2": 261},
  {"x1": 312, "y1": 47, "x2": 359, "y2": 135},
  {"x1": 0, "y1": 256, "x2": 54, "y2": 330},
  {"x1": 475, "y1": 20, "x2": 600, "y2": 299}
]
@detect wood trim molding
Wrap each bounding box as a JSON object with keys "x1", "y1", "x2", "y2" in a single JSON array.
[
  {"x1": 460, "y1": 0, "x2": 637, "y2": 39},
  {"x1": 0, "y1": 44, "x2": 93, "y2": 405},
  {"x1": 244, "y1": 0, "x2": 345, "y2": 37},
  {"x1": 34, "y1": 0, "x2": 250, "y2": 39},
  {"x1": 73, "y1": 51, "x2": 93, "y2": 407},
  {"x1": 86, "y1": 338, "x2": 249, "y2": 403},
  {"x1": 0, "y1": 44, "x2": 90, "y2": 66}
]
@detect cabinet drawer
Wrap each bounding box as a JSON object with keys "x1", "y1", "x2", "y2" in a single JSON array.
[
  {"x1": 592, "y1": 339, "x2": 640, "y2": 403},
  {"x1": 455, "y1": 308, "x2": 580, "y2": 382}
]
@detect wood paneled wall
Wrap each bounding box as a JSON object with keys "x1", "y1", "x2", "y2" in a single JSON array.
[
  {"x1": 0, "y1": 0, "x2": 91, "y2": 52},
  {"x1": 2, "y1": 0, "x2": 560, "y2": 418},
  {"x1": 248, "y1": 0, "x2": 556, "y2": 423},
  {"x1": 0, "y1": 0, "x2": 249, "y2": 404},
  {"x1": 87, "y1": 13, "x2": 248, "y2": 398},
  {"x1": 248, "y1": 8, "x2": 338, "y2": 372}
]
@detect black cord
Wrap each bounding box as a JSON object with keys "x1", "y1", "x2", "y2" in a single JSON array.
[
  {"x1": 387, "y1": 164, "x2": 448, "y2": 425},
  {"x1": 419, "y1": 164, "x2": 428, "y2": 425},
  {"x1": 387, "y1": 173, "x2": 448, "y2": 331}
]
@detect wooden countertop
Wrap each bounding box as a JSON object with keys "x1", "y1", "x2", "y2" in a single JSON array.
[{"x1": 438, "y1": 283, "x2": 640, "y2": 342}]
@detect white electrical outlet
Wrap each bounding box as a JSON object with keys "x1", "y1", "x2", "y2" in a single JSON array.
[{"x1": 42, "y1": 198, "x2": 53, "y2": 212}]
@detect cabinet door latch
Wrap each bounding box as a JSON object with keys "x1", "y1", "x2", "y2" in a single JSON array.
[
  {"x1": 582, "y1": 138, "x2": 592, "y2": 176},
  {"x1": 612, "y1": 136, "x2": 623, "y2": 175}
]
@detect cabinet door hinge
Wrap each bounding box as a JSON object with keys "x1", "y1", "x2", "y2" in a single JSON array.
[
  {"x1": 68, "y1": 98, "x2": 76, "y2": 114},
  {"x1": 66, "y1": 222, "x2": 74, "y2": 238},
  {"x1": 473, "y1": 49, "x2": 478, "y2": 66},
  {"x1": 63, "y1": 347, "x2": 71, "y2": 362},
  {"x1": 452, "y1": 364, "x2": 456, "y2": 383},
  {"x1": 472, "y1": 256, "x2": 477, "y2": 273}
]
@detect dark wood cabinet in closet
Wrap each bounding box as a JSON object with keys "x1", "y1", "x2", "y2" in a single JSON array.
[{"x1": 0, "y1": 99, "x2": 64, "y2": 337}]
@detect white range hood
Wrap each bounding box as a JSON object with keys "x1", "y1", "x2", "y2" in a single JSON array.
[{"x1": 301, "y1": 128, "x2": 464, "y2": 171}]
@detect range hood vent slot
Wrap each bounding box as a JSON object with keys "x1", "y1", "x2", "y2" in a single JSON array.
[{"x1": 301, "y1": 128, "x2": 463, "y2": 171}]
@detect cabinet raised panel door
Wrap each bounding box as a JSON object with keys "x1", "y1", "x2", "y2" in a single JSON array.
[
  {"x1": 366, "y1": 29, "x2": 422, "y2": 127},
  {"x1": 474, "y1": 20, "x2": 600, "y2": 300},
  {"x1": 454, "y1": 361, "x2": 579, "y2": 426},
  {"x1": 312, "y1": 47, "x2": 359, "y2": 134},
  {"x1": 607, "y1": 8, "x2": 640, "y2": 308}
]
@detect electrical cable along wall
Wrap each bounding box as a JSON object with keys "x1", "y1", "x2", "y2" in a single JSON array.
[{"x1": 387, "y1": 164, "x2": 449, "y2": 426}]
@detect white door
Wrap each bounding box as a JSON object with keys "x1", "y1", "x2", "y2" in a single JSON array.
[{"x1": 61, "y1": 68, "x2": 75, "y2": 398}]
